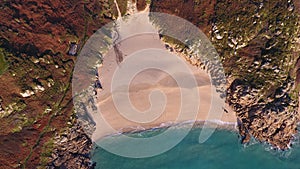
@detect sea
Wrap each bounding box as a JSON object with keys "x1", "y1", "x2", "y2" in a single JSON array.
[{"x1": 92, "y1": 124, "x2": 300, "y2": 169}]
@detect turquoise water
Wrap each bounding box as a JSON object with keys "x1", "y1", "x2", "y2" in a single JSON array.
[{"x1": 92, "y1": 127, "x2": 300, "y2": 169}]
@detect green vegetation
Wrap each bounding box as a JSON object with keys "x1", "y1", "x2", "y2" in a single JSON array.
[
  {"x1": 0, "y1": 48, "x2": 9, "y2": 75},
  {"x1": 39, "y1": 138, "x2": 55, "y2": 167},
  {"x1": 161, "y1": 36, "x2": 187, "y2": 49},
  {"x1": 22, "y1": 59, "x2": 73, "y2": 168},
  {"x1": 107, "y1": 0, "x2": 119, "y2": 18},
  {"x1": 116, "y1": 0, "x2": 128, "y2": 16},
  {"x1": 0, "y1": 100, "x2": 27, "y2": 119},
  {"x1": 212, "y1": 0, "x2": 299, "y2": 95},
  {"x1": 10, "y1": 113, "x2": 36, "y2": 133}
]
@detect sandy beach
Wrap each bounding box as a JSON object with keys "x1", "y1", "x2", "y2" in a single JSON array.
[
  {"x1": 90, "y1": 32, "x2": 237, "y2": 141},
  {"x1": 88, "y1": 7, "x2": 237, "y2": 141}
]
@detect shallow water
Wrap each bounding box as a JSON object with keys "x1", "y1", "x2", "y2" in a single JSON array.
[{"x1": 92, "y1": 127, "x2": 300, "y2": 169}]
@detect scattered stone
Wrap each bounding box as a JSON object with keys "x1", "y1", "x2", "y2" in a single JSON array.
[{"x1": 68, "y1": 42, "x2": 79, "y2": 56}]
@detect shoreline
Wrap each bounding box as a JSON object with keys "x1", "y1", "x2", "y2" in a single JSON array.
[
  {"x1": 94, "y1": 120, "x2": 300, "y2": 156},
  {"x1": 95, "y1": 119, "x2": 238, "y2": 141}
]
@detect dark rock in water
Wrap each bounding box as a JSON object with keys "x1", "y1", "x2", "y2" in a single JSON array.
[{"x1": 68, "y1": 42, "x2": 78, "y2": 56}]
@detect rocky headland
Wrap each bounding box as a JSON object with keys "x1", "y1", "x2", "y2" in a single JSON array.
[{"x1": 151, "y1": 0, "x2": 300, "y2": 149}]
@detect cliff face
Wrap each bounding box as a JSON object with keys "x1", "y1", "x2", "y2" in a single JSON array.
[
  {"x1": 151, "y1": 0, "x2": 300, "y2": 149},
  {"x1": 0, "y1": 0, "x2": 115, "y2": 168}
]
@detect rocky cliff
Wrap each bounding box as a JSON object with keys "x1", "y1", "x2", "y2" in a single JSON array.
[{"x1": 151, "y1": 0, "x2": 300, "y2": 149}]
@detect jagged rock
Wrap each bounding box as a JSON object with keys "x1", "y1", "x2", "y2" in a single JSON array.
[{"x1": 47, "y1": 122, "x2": 94, "y2": 169}]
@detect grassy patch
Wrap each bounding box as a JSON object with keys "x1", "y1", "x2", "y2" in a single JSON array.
[
  {"x1": 116, "y1": 0, "x2": 128, "y2": 16},
  {"x1": 0, "y1": 48, "x2": 9, "y2": 75},
  {"x1": 39, "y1": 138, "x2": 54, "y2": 167},
  {"x1": 161, "y1": 35, "x2": 187, "y2": 49}
]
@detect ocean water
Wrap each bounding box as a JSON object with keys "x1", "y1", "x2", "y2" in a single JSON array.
[{"x1": 92, "y1": 127, "x2": 300, "y2": 169}]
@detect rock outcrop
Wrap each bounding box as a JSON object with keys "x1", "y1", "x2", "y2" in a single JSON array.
[
  {"x1": 151, "y1": 0, "x2": 300, "y2": 149},
  {"x1": 47, "y1": 122, "x2": 95, "y2": 169}
]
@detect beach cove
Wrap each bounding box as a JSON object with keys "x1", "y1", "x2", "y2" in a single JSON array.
[{"x1": 91, "y1": 5, "x2": 236, "y2": 141}]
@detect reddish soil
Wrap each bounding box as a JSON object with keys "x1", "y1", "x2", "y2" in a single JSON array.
[
  {"x1": 137, "y1": 0, "x2": 147, "y2": 11},
  {"x1": 0, "y1": 0, "x2": 113, "y2": 168},
  {"x1": 150, "y1": 0, "x2": 216, "y2": 35}
]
